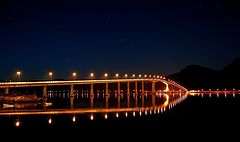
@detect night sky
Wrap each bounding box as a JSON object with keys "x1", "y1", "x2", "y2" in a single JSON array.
[{"x1": 0, "y1": 0, "x2": 240, "y2": 80}]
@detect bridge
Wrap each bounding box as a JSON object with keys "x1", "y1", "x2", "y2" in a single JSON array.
[{"x1": 0, "y1": 77, "x2": 188, "y2": 97}]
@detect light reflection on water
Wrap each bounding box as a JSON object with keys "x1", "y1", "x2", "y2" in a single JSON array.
[
  {"x1": 192, "y1": 93, "x2": 238, "y2": 98},
  {"x1": 0, "y1": 91, "x2": 188, "y2": 128},
  {"x1": 0, "y1": 92, "x2": 187, "y2": 114}
]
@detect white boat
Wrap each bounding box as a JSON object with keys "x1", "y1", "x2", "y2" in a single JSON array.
[
  {"x1": 44, "y1": 102, "x2": 52, "y2": 107},
  {"x1": 3, "y1": 103, "x2": 14, "y2": 108}
]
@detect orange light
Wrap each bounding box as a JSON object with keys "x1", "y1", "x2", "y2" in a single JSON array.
[
  {"x1": 105, "y1": 114, "x2": 108, "y2": 119},
  {"x1": 49, "y1": 72, "x2": 53, "y2": 76},
  {"x1": 90, "y1": 73, "x2": 94, "y2": 77},
  {"x1": 72, "y1": 72, "x2": 77, "y2": 77},
  {"x1": 133, "y1": 112, "x2": 136, "y2": 117},
  {"x1": 15, "y1": 120, "x2": 20, "y2": 127},
  {"x1": 48, "y1": 118, "x2": 52, "y2": 124},
  {"x1": 16, "y1": 71, "x2": 21, "y2": 75},
  {"x1": 90, "y1": 114, "x2": 94, "y2": 120},
  {"x1": 72, "y1": 116, "x2": 76, "y2": 122}
]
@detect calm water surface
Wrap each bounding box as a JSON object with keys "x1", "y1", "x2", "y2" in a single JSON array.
[
  {"x1": 0, "y1": 92, "x2": 239, "y2": 138},
  {"x1": 0, "y1": 91, "x2": 185, "y2": 128}
]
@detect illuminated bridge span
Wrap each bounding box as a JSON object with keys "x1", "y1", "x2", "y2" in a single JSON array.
[{"x1": 0, "y1": 78, "x2": 187, "y2": 97}]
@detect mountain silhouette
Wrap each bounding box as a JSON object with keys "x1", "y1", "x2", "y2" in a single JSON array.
[
  {"x1": 168, "y1": 57, "x2": 240, "y2": 90},
  {"x1": 222, "y1": 57, "x2": 240, "y2": 78}
]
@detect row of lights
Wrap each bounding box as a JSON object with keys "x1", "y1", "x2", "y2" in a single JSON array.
[
  {"x1": 193, "y1": 88, "x2": 239, "y2": 92},
  {"x1": 15, "y1": 94, "x2": 189, "y2": 127},
  {"x1": 14, "y1": 71, "x2": 188, "y2": 92},
  {"x1": 15, "y1": 71, "x2": 77, "y2": 80},
  {"x1": 15, "y1": 109, "x2": 166, "y2": 127},
  {"x1": 15, "y1": 71, "x2": 166, "y2": 80}
]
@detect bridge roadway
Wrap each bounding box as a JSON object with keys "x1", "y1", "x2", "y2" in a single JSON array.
[{"x1": 0, "y1": 78, "x2": 188, "y2": 97}]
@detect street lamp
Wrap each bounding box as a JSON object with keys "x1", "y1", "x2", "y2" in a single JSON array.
[
  {"x1": 115, "y1": 73, "x2": 119, "y2": 78},
  {"x1": 124, "y1": 74, "x2": 128, "y2": 78},
  {"x1": 49, "y1": 72, "x2": 53, "y2": 80},
  {"x1": 16, "y1": 71, "x2": 21, "y2": 81},
  {"x1": 72, "y1": 72, "x2": 77, "y2": 80},
  {"x1": 104, "y1": 73, "x2": 108, "y2": 79},
  {"x1": 90, "y1": 73, "x2": 94, "y2": 80}
]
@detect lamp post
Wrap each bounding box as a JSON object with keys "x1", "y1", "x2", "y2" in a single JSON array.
[
  {"x1": 90, "y1": 73, "x2": 94, "y2": 80},
  {"x1": 90, "y1": 73, "x2": 94, "y2": 97},
  {"x1": 105, "y1": 73, "x2": 108, "y2": 96},
  {"x1": 104, "y1": 73, "x2": 108, "y2": 78},
  {"x1": 72, "y1": 72, "x2": 77, "y2": 80},
  {"x1": 115, "y1": 73, "x2": 119, "y2": 79},
  {"x1": 16, "y1": 71, "x2": 21, "y2": 81},
  {"x1": 49, "y1": 72, "x2": 53, "y2": 80}
]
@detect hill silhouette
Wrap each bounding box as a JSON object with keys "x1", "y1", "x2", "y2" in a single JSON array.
[{"x1": 168, "y1": 57, "x2": 240, "y2": 90}]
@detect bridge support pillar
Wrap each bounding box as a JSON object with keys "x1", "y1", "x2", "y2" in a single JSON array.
[
  {"x1": 117, "y1": 82, "x2": 121, "y2": 96},
  {"x1": 70, "y1": 95, "x2": 74, "y2": 109},
  {"x1": 4, "y1": 88, "x2": 9, "y2": 95},
  {"x1": 105, "y1": 83, "x2": 109, "y2": 96},
  {"x1": 135, "y1": 93, "x2": 138, "y2": 107},
  {"x1": 135, "y1": 81, "x2": 138, "y2": 95},
  {"x1": 141, "y1": 81, "x2": 144, "y2": 95},
  {"x1": 90, "y1": 83, "x2": 94, "y2": 97},
  {"x1": 152, "y1": 93, "x2": 156, "y2": 107},
  {"x1": 90, "y1": 95, "x2": 94, "y2": 109},
  {"x1": 127, "y1": 82, "x2": 130, "y2": 95},
  {"x1": 127, "y1": 94, "x2": 130, "y2": 108},
  {"x1": 43, "y1": 85, "x2": 47, "y2": 98},
  {"x1": 165, "y1": 84, "x2": 169, "y2": 92},
  {"x1": 142, "y1": 94, "x2": 145, "y2": 107},
  {"x1": 118, "y1": 94, "x2": 121, "y2": 108},
  {"x1": 105, "y1": 95, "x2": 109, "y2": 108},
  {"x1": 152, "y1": 82, "x2": 156, "y2": 95},
  {"x1": 70, "y1": 84, "x2": 74, "y2": 97}
]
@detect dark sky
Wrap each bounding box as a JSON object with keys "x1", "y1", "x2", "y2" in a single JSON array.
[{"x1": 0, "y1": 0, "x2": 240, "y2": 80}]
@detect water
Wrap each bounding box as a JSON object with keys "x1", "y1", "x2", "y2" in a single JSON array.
[
  {"x1": 0, "y1": 91, "x2": 185, "y2": 128},
  {"x1": 0, "y1": 92, "x2": 239, "y2": 139}
]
